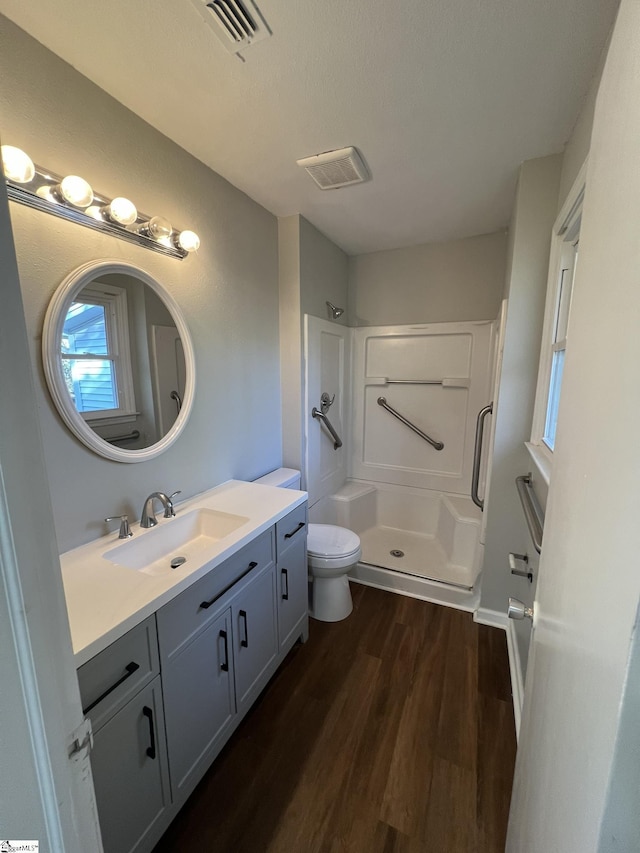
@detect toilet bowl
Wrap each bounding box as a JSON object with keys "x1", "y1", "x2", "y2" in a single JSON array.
[{"x1": 307, "y1": 523, "x2": 361, "y2": 622}]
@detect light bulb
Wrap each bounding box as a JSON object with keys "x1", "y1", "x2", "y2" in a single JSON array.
[
  {"x1": 59, "y1": 175, "x2": 94, "y2": 208},
  {"x1": 1, "y1": 145, "x2": 35, "y2": 183},
  {"x1": 177, "y1": 230, "x2": 200, "y2": 252},
  {"x1": 146, "y1": 216, "x2": 172, "y2": 240},
  {"x1": 105, "y1": 197, "x2": 138, "y2": 226}
]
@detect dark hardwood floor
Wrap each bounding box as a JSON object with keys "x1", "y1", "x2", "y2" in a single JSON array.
[{"x1": 153, "y1": 584, "x2": 516, "y2": 853}]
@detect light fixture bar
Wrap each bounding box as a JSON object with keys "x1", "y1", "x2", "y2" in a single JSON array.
[{"x1": 2, "y1": 150, "x2": 200, "y2": 261}]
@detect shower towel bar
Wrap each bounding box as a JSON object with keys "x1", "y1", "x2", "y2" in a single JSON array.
[
  {"x1": 515, "y1": 474, "x2": 544, "y2": 554},
  {"x1": 377, "y1": 397, "x2": 444, "y2": 451},
  {"x1": 107, "y1": 429, "x2": 140, "y2": 444},
  {"x1": 311, "y1": 407, "x2": 343, "y2": 450}
]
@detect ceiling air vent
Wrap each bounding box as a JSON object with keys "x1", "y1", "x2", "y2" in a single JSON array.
[
  {"x1": 296, "y1": 147, "x2": 369, "y2": 190},
  {"x1": 191, "y1": 0, "x2": 271, "y2": 56}
]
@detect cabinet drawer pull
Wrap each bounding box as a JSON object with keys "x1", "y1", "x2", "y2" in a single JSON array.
[
  {"x1": 200, "y1": 561, "x2": 259, "y2": 609},
  {"x1": 284, "y1": 521, "x2": 305, "y2": 540},
  {"x1": 82, "y1": 661, "x2": 140, "y2": 715},
  {"x1": 281, "y1": 568, "x2": 289, "y2": 600},
  {"x1": 239, "y1": 610, "x2": 249, "y2": 648},
  {"x1": 142, "y1": 705, "x2": 157, "y2": 760},
  {"x1": 220, "y1": 629, "x2": 229, "y2": 672}
]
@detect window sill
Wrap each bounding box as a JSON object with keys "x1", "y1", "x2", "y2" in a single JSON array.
[{"x1": 525, "y1": 442, "x2": 552, "y2": 487}]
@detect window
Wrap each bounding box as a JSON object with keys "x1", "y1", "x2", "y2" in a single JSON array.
[
  {"x1": 542, "y1": 238, "x2": 577, "y2": 450},
  {"x1": 61, "y1": 282, "x2": 136, "y2": 421},
  {"x1": 530, "y1": 166, "x2": 584, "y2": 474}
]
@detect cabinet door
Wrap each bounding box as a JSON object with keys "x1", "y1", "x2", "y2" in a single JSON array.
[
  {"x1": 232, "y1": 563, "x2": 278, "y2": 711},
  {"x1": 91, "y1": 677, "x2": 170, "y2": 853},
  {"x1": 162, "y1": 609, "x2": 235, "y2": 802},
  {"x1": 278, "y1": 533, "x2": 309, "y2": 650}
]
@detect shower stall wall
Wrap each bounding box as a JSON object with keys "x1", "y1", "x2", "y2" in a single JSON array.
[{"x1": 305, "y1": 316, "x2": 497, "y2": 604}]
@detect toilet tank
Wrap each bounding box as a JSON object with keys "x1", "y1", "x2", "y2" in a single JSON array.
[{"x1": 253, "y1": 468, "x2": 301, "y2": 490}]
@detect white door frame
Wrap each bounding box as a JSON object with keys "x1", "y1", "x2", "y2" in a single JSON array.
[{"x1": 0, "y1": 156, "x2": 102, "y2": 849}]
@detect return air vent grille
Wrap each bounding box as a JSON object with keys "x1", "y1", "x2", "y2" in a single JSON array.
[
  {"x1": 191, "y1": 0, "x2": 271, "y2": 55},
  {"x1": 296, "y1": 147, "x2": 369, "y2": 190}
]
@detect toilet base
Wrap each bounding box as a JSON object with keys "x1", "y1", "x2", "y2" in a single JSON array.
[{"x1": 310, "y1": 574, "x2": 353, "y2": 622}]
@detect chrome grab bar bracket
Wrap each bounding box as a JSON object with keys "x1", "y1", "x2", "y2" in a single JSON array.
[
  {"x1": 509, "y1": 551, "x2": 533, "y2": 583},
  {"x1": 471, "y1": 403, "x2": 493, "y2": 510},
  {"x1": 376, "y1": 397, "x2": 444, "y2": 451}
]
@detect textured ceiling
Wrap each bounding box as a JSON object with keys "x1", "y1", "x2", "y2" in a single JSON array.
[{"x1": 0, "y1": 0, "x2": 618, "y2": 254}]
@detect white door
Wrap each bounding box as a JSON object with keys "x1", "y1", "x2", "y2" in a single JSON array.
[
  {"x1": 507, "y1": 4, "x2": 640, "y2": 850},
  {"x1": 151, "y1": 325, "x2": 186, "y2": 437},
  {"x1": 0, "y1": 156, "x2": 103, "y2": 848}
]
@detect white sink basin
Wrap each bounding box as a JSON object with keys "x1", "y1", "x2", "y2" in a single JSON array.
[{"x1": 104, "y1": 508, "x2": 249, "y2": 576}]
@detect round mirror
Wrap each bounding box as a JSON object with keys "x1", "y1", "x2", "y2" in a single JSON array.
[{"x1": 42, "y1": 260, "x2": 196, "y2": 462}]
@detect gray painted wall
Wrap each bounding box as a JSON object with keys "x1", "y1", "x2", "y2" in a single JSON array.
[
  {"x1": 279, "y1": 214, "x2": 349, "y2": 477},
  {"x1": 348, "y1": 230, "x2": 507, "y2": 326},
  {"x1": 299, "y1": 216, "x2": 349, "y2": 325},
  {"x1": 0, "y1": 17, "x2": 281, "y2": 552}
]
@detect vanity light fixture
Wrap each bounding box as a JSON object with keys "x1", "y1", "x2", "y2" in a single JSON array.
[
  {"x1": 1, "y1": 144, "x2": 201, "y2": 260},
  {"x1": 57, "y1": 175, "x2": 94, "y2": 208},
  {"x1": 176, "y1": 230, "x2": 201, "y2": 252},
  {"x1": 138, "y1": 215, "x2": 173, "y2": 241},
  {"x1": 1, "y1": 145, "x2": 35, "y2": 184},
  {"x1": 102, "y1": 197, "x2": 138, "y2": 226}
]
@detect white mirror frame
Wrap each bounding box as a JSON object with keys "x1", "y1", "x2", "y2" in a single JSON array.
[{"x1": 42, "y1": 259, "x2": 196, "y2": 463}]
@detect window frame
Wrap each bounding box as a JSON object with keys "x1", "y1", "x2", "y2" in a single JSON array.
[
  {"x1": 61, "y1": 282, "x2": 137, "y2": 423},
  {"x1": 529, "y1": 160, "x2": 586, "y2": 478}
]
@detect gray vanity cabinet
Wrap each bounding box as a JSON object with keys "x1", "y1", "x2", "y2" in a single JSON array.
[
  {"x1": 77, "y1": 616, "x2": 170, "y2": 853},
  {"x1": 156, "y1": 528, "x2": 277, "y2": 805},
  {"x1": 90, "y1": 678, "x2": 169, "y2": 853},
  {"x1": 160, "y1": 608, "x2": 235, "y2": 801},
  {"x1": 231, "y1": 562, "x2": 278, "y2": 712},
  {"x1": 276, "y1": 505, "x2": 309, "y2": 649},
  {"x1": 78, "y1": 508, "x2": 309, "y2": 853}
]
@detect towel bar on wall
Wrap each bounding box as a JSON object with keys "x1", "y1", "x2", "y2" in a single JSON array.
[
  {"x1": 376, "y1": 397, "x2": 444, "y2": 451},
  {"x1": 515, "y1": 474, "x2": 544, "y2": 554}
]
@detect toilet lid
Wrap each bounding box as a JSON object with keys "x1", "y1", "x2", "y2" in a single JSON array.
[{"x1": 307, "y1": 523, "x2": 361, "y2": 558}]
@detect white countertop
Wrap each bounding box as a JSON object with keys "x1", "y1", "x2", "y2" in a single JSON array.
[{"x1": 61, "y1": 480, "x2": 307, "y2": 666}]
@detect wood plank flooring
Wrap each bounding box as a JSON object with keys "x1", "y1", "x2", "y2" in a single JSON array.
[{"x1": 153, "y1": 585, "x2": 516, "y2": 853}]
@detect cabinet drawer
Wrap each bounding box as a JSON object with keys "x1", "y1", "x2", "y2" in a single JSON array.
[
  {"x1": 78, "y1": 615, "x2": 159, "y2": 733},
  {"x1": 276, "y1": 504, "x2": 308, "y2": 557},
  {"x1": 157, "y1": 528, "x2": 274, "y2": 663}
]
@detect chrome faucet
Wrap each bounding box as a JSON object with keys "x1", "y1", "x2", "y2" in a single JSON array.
[{"x1": 140, "y1": 490, "x2": 181, "y2": 528}]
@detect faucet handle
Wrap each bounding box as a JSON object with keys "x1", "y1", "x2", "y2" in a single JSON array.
[
  {"x1": 105, "y1": 514, "x2": 133, "y2": 539},
  {"x1": 164, "y1": 490, "x2": 182, "y2": 518}
]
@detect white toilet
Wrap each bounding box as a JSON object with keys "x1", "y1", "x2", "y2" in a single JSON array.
[
  {"x1": 254, "y1": 468, "x2": 361, "y2": 623},
  {"x1": 307, "y1": 523, "x2": 361, "y2": 622}
]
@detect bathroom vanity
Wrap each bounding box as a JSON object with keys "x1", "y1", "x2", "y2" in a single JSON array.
[{"x1": 62, "y1": 480, "x2": 308, "y2": 853}]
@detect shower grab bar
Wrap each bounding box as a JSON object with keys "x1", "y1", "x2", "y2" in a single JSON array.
[
  {"x1": 515, "y1": 474, "x2": 544, "y2": 554},
  {"x1": 367, "y1": 377, "x2": 470, "y2": 388},
  {"x1": 311, "y1": 407, "x2": 343, "y2": 450},
  {"x1": 377, "y1": 397, "x2": 444, "y2": 451},
  {"x1": 471, "y1": 403, "x2": 493, "y2": 510},
  {"x1": 107, "y1": 429, "x2": 140, "y2": 444}
]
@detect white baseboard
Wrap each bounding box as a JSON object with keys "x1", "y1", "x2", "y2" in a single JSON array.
[
  {"x1": 474, "y1": 607, "x2": 523, "y2": 740},
  {"x1": 474, "y1": 606, "x2": 508, "y2": 629}
]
